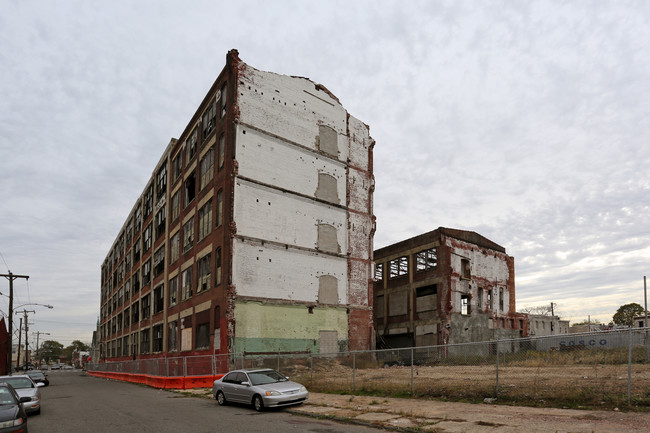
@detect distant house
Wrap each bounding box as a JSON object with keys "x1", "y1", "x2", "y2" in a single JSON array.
[
  {"x1": 633, "y1": 315, "x2": 649, "y2": 328},
  {"x1": 373, "y1": 227, "x2": 527, "y2": 349},
  {"x1": 528, "y1": 314, "x2": 569, "y2": 336}
]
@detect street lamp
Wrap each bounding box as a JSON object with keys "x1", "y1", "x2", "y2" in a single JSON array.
[{"x1": 14, "y1": 304, "x2": 53, "y2": 371}]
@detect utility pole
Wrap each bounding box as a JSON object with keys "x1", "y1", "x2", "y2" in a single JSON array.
[
  {"x1": 34, "y1": 331, "x2": 50, "y2": 365},
  {"x1": 16, "y1": 318, "x2": 22, "y2": 370},
  {"x1": 644, "y1": 276, "x2": 647, "y2": 328},
  {"x1": 1, "y1": 271, "x2": 29, "y2": 375},
  {"x1": 15, "y1": 310, "x2": 34, "y2": 370}
]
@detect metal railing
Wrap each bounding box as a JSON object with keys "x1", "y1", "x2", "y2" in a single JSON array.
[{"x1": 88, "y1": 327, "x2": 650, "y2": 407}]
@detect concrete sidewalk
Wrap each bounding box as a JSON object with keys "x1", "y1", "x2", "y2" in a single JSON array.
[{"x1": 290, "y1": 393, "x2": 650, "y2": 433}]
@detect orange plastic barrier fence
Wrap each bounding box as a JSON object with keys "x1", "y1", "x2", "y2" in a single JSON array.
[{"x1": 87, "y1": 371, "x2": 224, "y2": 390}]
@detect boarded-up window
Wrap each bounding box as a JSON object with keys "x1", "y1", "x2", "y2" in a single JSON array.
[
  {"x1": 317, "y1": 224, "x2": 340, "y2": 253},
  {"x1": 315, "y1": 173, "x2": 339, "y2": 203},
  {"x1": 415, "y1": 324, "x2": 437, "y2": 347},
  {"x1": 316, "y1": 125, "x2": 338, "y2": 156},
  {"x1": 416, "y1": 285, "x2": 437, "y2": 313},
  {"x1": 319, "y1": 330, "x2": 338, "y2": 354},
  {"x1": 389, "y1": 291, "x2": 408, "y2": 316},
  {"x1": 318, "y1": 275, "x2": 338, "y2": 304}
]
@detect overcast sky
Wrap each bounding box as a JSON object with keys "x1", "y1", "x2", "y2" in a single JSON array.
[{"x1": 1, "y1": 0, "x2": 649, "y2": 346}]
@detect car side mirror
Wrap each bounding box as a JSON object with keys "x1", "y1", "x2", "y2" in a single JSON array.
[
  {"x1": 19, "y1": 397, "x2": 31, "y2": 403},
  {"x1": 241, "y1": 381, "x2": 251, "y2": 386}
]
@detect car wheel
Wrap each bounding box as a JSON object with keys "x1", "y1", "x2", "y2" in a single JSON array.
[
  {"x1": 253, "y1": 395, "x2": 264, "y2": 412},
  {"x1": 216, "y1": 391, "x2": 227, "y2": 406}
]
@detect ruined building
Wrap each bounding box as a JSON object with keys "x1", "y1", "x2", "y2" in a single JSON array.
[
  {"x1": 373, "y1": 228, "x2": 527, "y2": 348},
  {"x1": 99, "y1": 50, "x2": 375, "y2": 362}
]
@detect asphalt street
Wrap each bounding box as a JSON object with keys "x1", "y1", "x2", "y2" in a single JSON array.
[{"x1": 28, "y1": 370, "x2": 383, "y2": 433}]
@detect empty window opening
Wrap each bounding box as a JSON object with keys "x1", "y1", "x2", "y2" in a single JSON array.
[
  {"x1": 389, "y1": 256, "x2": 408, "y2": 279},
  {"x1": 416, "y1": 248, "x2": 437, "y2": 271},
  {"x1": 461, "y1": 295, "x2": 470, "y2": 315},
  {"x1": 461, "y1": 258, "x2": 471, "y2": 279},
  {"x1": 185, "y1": 172, "x2": 196, "y2": 206},
  {"x1": 375, "y1": 263, "x2": 383, "y2": 281}
]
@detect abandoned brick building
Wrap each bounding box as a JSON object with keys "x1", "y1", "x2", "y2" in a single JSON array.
[
  {"x1": 99, "y1": 50, "x2": 375, "y2": 362},
  {"x1": 373, "y1": 227, "x2": 528, "y2": 349}
]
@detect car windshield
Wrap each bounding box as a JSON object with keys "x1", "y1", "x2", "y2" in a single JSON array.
[
  {"x1": 248, "y1": 370, "x2": 288, "y2": 386},
  {"x1": 2, "y1": 378, "x2": 33, "y2": 389},
  {"x1": 0, "y1": 387, "x2": 17, "y2": 405}
]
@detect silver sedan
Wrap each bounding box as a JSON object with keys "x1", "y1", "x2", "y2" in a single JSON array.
[
  {"x1": 0, "y1": 375, "x2": 43, "y2": 415},
  {"x1": 213, "y1": 369, "x2": 308, "y2": 412}
]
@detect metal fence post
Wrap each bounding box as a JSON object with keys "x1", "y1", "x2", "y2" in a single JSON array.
[
  {"x1": 628, "y1": 328, "x2": 632, "y2": 404},
  {"x1": 183, "y1": 356, "x2": 187, "y2": 377},
  {"x1": 310, "y1": 354, "x2": 313, "y2": 387},
  {"x1": 277, "y1": 349, "x2": 280, "y2": 372},
  {"x1": 352, "y1": 352, "x2": 356, "y2": 393},
  {"x1": 410, "y1": 347, "x2": 414, "y2": 395},
  {"x1": 495, "y1": 340, "x2": 500, "y2": 398}
]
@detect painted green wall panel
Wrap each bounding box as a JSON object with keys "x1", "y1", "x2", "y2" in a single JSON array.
[{"x1": 233, "y1": 301, "x2": 348, "y2": 353}]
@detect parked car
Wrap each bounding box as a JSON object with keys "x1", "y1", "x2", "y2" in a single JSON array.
[
  {"x1": 0, "y1": 376, "x2": 43, "y2": 415},
  {"x1": 50, "y1": 364, "x2": 61, "y2": 370},
  {"x1": 212, "y1": 369, "x2": 308, "y2": 412},
  {"x1": 25, "y1": 371, "x2": 48, "y2": 387},
  {"x1": 0, "y1": 383, "x2": 29, "y2": 432}
]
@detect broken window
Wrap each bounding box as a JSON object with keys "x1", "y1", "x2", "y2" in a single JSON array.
[
  {"x1": 155, "y1": 204, "x2": 166, "y2": 240},
  {"x1": 122, "y1": 335, "x2": 129, "y2": 357},
  {"x1": 168, "y1": 320, "x2": 178, "y2": 352},
  {"x1": 184, "y1": 171, "x2": 196, "y2": 207},
  {"x1": 124, "y1": 280, "x2": 131, "y2": 299},
  {"x1": 416, "y1": 248, "x2": 437, "y2": 272},
  {"x1": 216, "y1": 189, "x2": 223, "y2": 227},
  {"x1": 416, "y1": 285, "x2": 437, "y2": 312},
  {"x1": 144, "y1": 185, "x2": 153, "y2": 219},
  {"x1": 317, "y1": 223, "x2": 340, "y2": 253},
  {"x1": 220, "y1": 83, "x2": 227, "y2": 118},
  {"x1": 142, "y1": 258, "x2": 151, "y2": 287},
  {"x1": 478, "y1": 288, "x2": 483, "y2": 309},
  {"x1": 169, "y1": 276, "x2": 178, "y2": 307},
  {"x1": 141, "y1": 293, "x2": 151, "y2": 319},
  {"x1": 183, "y1": 218, "x2": 194, "y2": 253},
  {"x1": 461, "y1": 294, "x2": 470, "y2": 315},
  {"x1": 153, "y1": 245, "x2": 165, "y2": 278},
  {"x1": 134, "y1": 205, "x2": 143, "y2": 232},
  {"x1": 218, "y1": 134, "x2": 225, "y2": 170},
  {"x1": 186, "y1": 129, "x2": 198, "y2": 162},
  {"x1": 143, "y1": 224, "x2": 152, "y2": 252},
  {"x1": 140, "y1": 328, "x2": 150, "y2": 354},
  {"x1": 133, "y1": 237, "x2": 141, "y2": 262},
  {"x1": 389, "y1": 256, "x2": 408, "y2": 279},
  {"x1": 461, "y1": 258, "x2": 471, "y2": 279},
  {"x1": 153, "y1": 284, "x2": 164, "y2": 314},
  {"x1": 123, "y1": 306, "x2": 130, "y2": 327},
  {"x1": 181, "y1": 266, "x2": 193, "y2": 301},
  {"x1": 152, "y1": 324, "x2": 163, "y2": 352},
  {"x1": 171, "y1": 190, "x2": 180, "y2": 221},
  {"x1": 172, "y1": 152, "x2": 182, "y2": 183},
  {"x1": 200, "y1": 147, "x2": 214, "y2": 190},
  {"x1": 197, "y1": 253, "x2": 211, "y2": 294},
  {"x1": 156, "y1": 164, "x2": 167, "y2": 202},
  {"x1": 202, "y1": 100, "x2": 217, "y2": 138},
  {"x1": 487, "y1": 289, "x2": 493, "y2": 310},
  {"x1": 215, "y1": 247, "x2": 222, "y2": 286},
  {"x1": 375, "y1": 263, "x2": 383, "y2": 281},
  {"x1": 132, "y1": 270, "x2": 140, "y2": 295},
  {"x1": 198, "y1": 200, "x2": 212, "y2": 241},
  {"x1": 318, "y1": 275, "x2": 338, "y2": 304},
  {"x1": 169, "y1": 232, "x2": 179, "y2": 264}
]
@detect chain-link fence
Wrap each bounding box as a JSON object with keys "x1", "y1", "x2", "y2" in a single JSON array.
[{"x1": 88, "y1": 328, "x2": 650, "y2": 407}]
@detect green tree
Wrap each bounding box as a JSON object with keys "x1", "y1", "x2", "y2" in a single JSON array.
[
  {"x1": 62, "y1": 340, "x2": 91, "y2": 362},
  {"x1": 612, "y1": 303, "x2": 645, "y2": 327},
  {"x1": 39, "y1": 340, "x2": 64, "y2": 363}
]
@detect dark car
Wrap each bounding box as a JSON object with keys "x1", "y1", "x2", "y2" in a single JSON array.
[
  {"x1": 0, "y1": 383, "x2": 29, "y2": 432},
  {"x1": 24, "y1": 372, "x2": 48, "y2": 388}
]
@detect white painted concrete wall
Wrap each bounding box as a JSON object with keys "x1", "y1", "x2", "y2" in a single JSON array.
[
  {"x1": 232, "y1": 238, "x2": 348, "y2": 303},
  {"x1": 234, "y1": 178, "x2": 348, "y2": 252},
  {"x1": 235, "y1": 124, "x2": 346, "y2": 204},
  {"x1": 237, "y1": 64, "x2": 349, "y2": 163}
]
